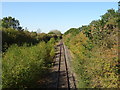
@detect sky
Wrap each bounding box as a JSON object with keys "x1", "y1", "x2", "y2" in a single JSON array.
[{"x1": 2, "y1": 2, "x2": 118, "y2": 33}]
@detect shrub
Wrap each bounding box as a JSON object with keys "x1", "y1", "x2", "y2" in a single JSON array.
[{"x1": 2, "y1": 41, "x2": 55, "y2": 88}]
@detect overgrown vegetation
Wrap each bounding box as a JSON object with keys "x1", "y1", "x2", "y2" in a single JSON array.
[
  {"x1": 1, "y1": 28, "x2": 60, "y2": 52},
  {"x1": 1, "y1": 8, "x2": 119, "y2": 88},
  {"x1": 63, "y1": 9, "x2": 119, "y2": 88},
  {"x1": 48, "y1": 30, "x2": 62, "y2": 35},
  {"x1": 1, "y1": 16, "x2": 60, "y2": 88},
  {"x1": 0, "y1": 16, "x2": 61, "y2": 52},
  {"x1": 2, "y1": 39, "x2": 55, "y2": 88}
]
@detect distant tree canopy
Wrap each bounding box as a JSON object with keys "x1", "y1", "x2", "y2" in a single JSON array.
[
  {"x1": 48, "y1": 30, "x2": 62, "y2": 35},
  {"x1": 1, "y1": 16, "x2": 22, "y2": 30},
  {"x1": 64, "y1": 28, "x2": 80, "y2": 36}
]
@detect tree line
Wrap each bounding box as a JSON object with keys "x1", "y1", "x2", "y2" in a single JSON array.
[{"x1": 0, "y1": 16, "x2": 62, "y2": 52}]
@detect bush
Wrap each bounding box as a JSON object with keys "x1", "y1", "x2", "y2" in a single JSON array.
[
  {"x1": 64, "y1": 32, "x2": 118, "y2": 88},
  {"x1": 2, "y1": 41, "x2": 55, "y2": 88}
]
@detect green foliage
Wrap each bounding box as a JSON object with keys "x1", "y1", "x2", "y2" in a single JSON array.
[
  {"x1": 1, "y1": 16, "x2": 60, "y2": 89},
  {"x1": 50, "y1": 48, "x2": 55, "y2": 59},
  {"x1": 48, "y1": 32, "x2": 55, "y2": 34},
  {"x1": 48, "y1": 38, "x2": 55, "y2": 44},
  {"x1": 1, "y1": 16, "x2": 61, "y2": 52},
  {"x1": 2, "y1": 41, "x2": 55, "y2": 88},
  {"x1": 47, "y1": 38, "x2": 55, "y2": 59},
  {"x1": 1, "y1": 16, "x2": 22, "y2": 30},
  {"x1": 1, "y1": 28, "x2": 60, "y2": 52},
  {"x1": 1, "y1": 28, "x2": 38, "y2": 51},
  {"x1": 48, "y1": 30, "x2": 62, "y2": 35},
  {"x1": 64, "y1": 28, "x2": 79, "y2": 36},
  {"x1": 63, "y1": 9, "x2": 119, "y2": 88}
]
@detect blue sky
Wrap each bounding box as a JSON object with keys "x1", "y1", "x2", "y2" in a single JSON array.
[{"x1": 2, "y1": 2, "x2": 118, "y2": 33}]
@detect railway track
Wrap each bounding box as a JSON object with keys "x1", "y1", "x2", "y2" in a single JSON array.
[{"x1": 56, "y1": 41, "x2": 76, "y2": 89}]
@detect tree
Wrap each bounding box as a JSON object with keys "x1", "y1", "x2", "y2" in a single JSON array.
[
  {"x1": 100, "y1": 9, "x2": 117, "y2": 25},
  {"x1": 48, "y1": 30, "x2": 62, "y2": 35},
  {"x1": 1, "y1": 16, "x2": 22, "y2": 30},
  {"x1": 64, "y1": 28, "x2": 79, "y2": 36}
]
